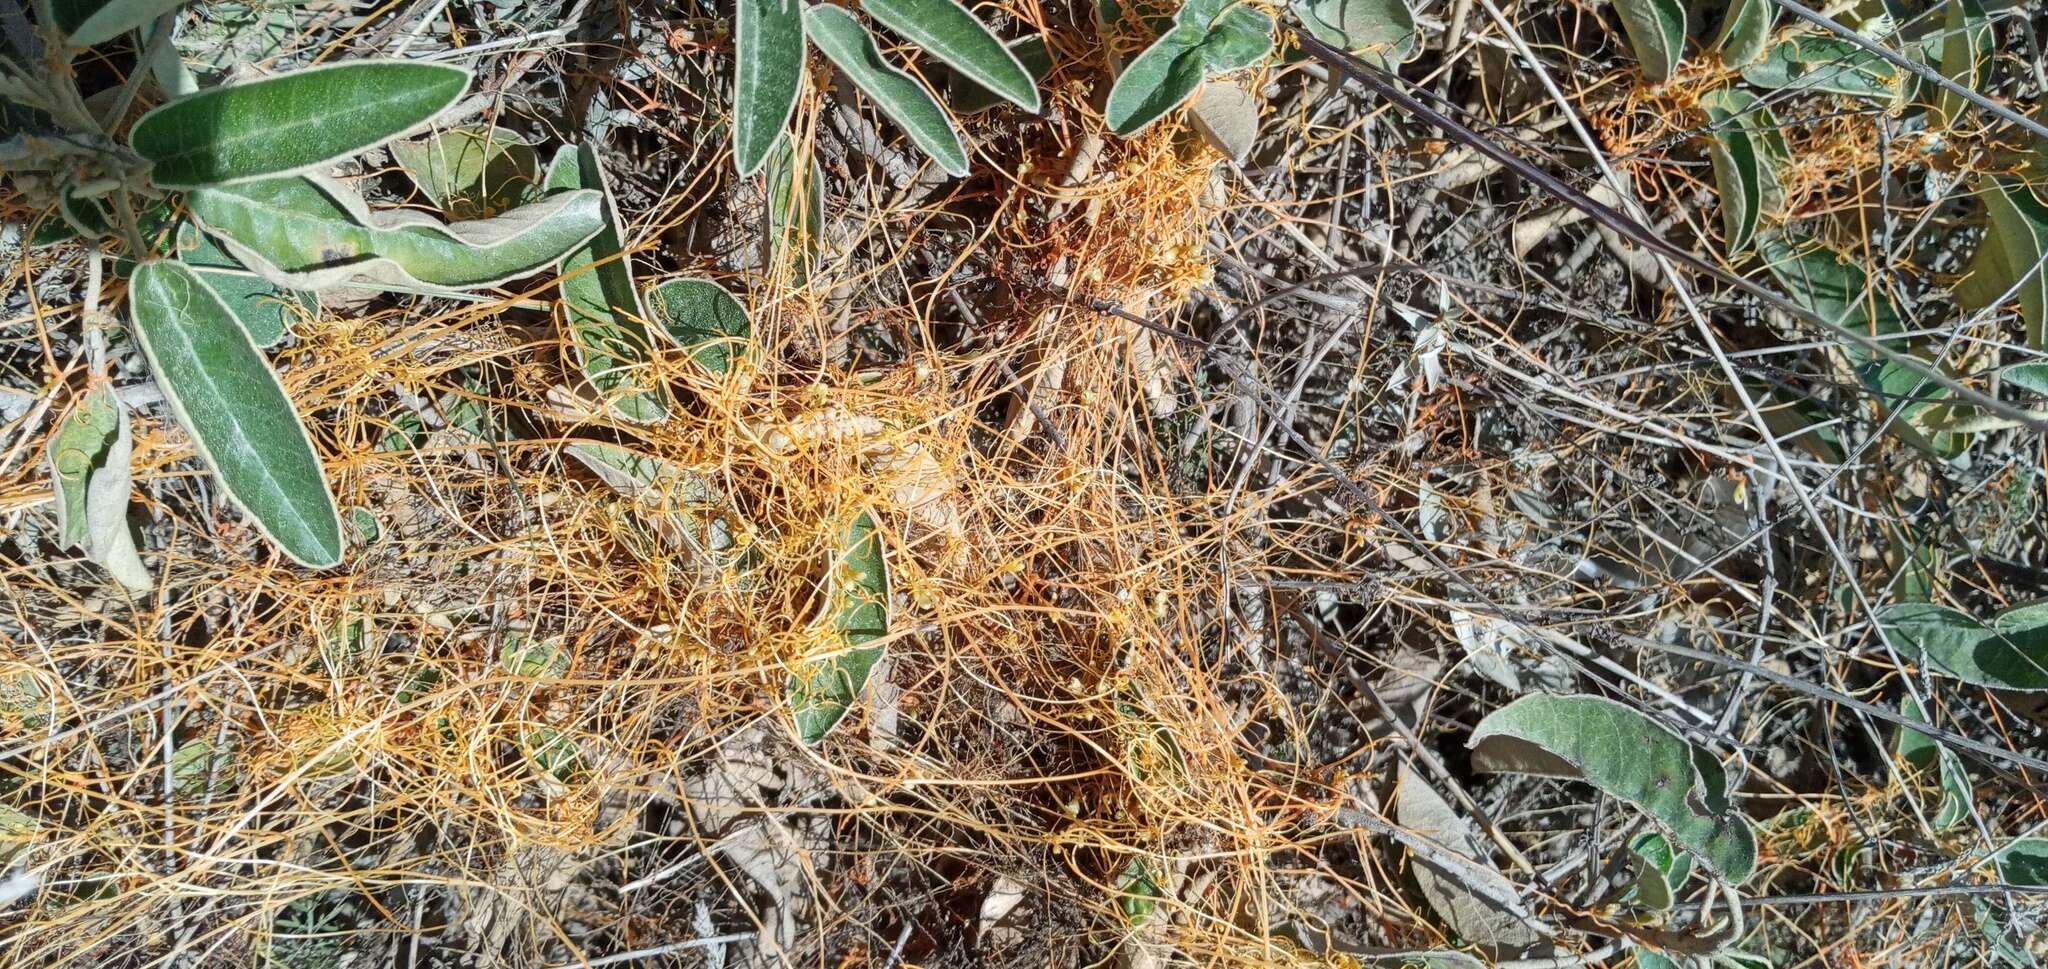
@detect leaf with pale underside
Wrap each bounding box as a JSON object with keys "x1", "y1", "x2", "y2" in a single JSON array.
[
  {"x1": 765, "y1": 137, "x2": 825, "y2": 282},
  {"x1": 1292, "y1": 0, "x2": 1418, "y2": 70},
  {"x1": 805, "y1": 5, "x2": 969, "y2": 176},
  {"x1": 1880, "y1": 601, "x2": 2048, "y2": 691},
  {"x1": 46, "y1": 386, "x2": 151, "y2": 590},
  {"x1": 544, "y1": 144, "x2": 664, "y2": 422},
  {"x1": 188, "y1": 174, "x2": 604, "y2": 293},
  {"x1": 734, "y1": 0, "x2": 806, "y2": 176},
  {"x1": 789, "y1": 510, "x2": 890, "y2": 744},
  {"x1": 1894, "y1": 692, "x2": 1974, "y2": 829},
  {"x1": 1469, "y1": 693, "x2": 1757, "y2": 883},
  {"x1": 128, "y1": 261, "x2": 342, "y2": 568},
  {"x1": 1394, "y1": 763, "x2": 1546, "y2": 952},
  {"x1": 1742, "y1": 36, "x2": 1899, "y2": 99},
  {"x1": 1700, "y1": 88, "x2": 1778, "y2": 252},
  {"x1": 1188, "y1": 79, "x2": 1260, "y2": 163},
  {"x1": 130, "y1": 61, "x2": 470, "y2": 188},
  {"x1": 394, "y1": 125, "x2": 541, "y2": 220},
  {"x1": 52, "y1": 0, "x2": 190, "y2": 48}
]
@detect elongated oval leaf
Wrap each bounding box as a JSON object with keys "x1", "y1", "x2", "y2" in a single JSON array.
[
  {"x1": 1741, "y1": 36, "x2": 1899, "y2": 99},
  {"x1": 1894, "y1": 693, "x2": 1973, "y2": 829},
  {"x1": 865, "y1": 0, "x2": 1039, "y2": 112},
  {"x1": 128, "y1": 261, "x2": 342, "y2": 567},
  {"x1": 1958, "y1": 179, "x2": 2048, "y2": 348},
  {"x1": 804, "y1": 4, "x2": 969, "y2": 176},
  {"x1": 1700, "y1": 89, "x2": 1774, "y2": 252},
  {"x1": 544, "y1": 144, "x2": 663, "y2": 422},
  {"x1": 52, "y1": 0, "x2": 189, "y2": 47},
  {"x1": 188, "y1": 175, "x2": 604, "y2": 292},
  {"x1": 1707, "y1": 0, "x2": 1774, "y2": 67},
  {"x1": 46, "y1": 386, "x2": 151, "y2": 590},
  {"x1": 131, "y1": 61, "x2": 469, "y2": 189},
  {"x1": 765, "y1": 137, "x2": 825, "y2": 282},
  {"x1": 948, "y1": 36, "x2": 1053, "y2": 114},
  {"x1": 1104, "y1": 28, "x2": 1211, "y2": 136},
  {"x1": 566, "y1": 441, "x2": 750, "y2": 575},
  {"x1": 648, "y1": 278, "x2": 754, "y2": 377},
  {"x1": 789, "y1": 510, "x2": 891, "y2": 744},
  {"x1": 1880, "y1": 601, "x2": 2048, "y2": 691},
  {"x1": 1934, "y1": 0, "x2": 1992, "y2": 128},
  {"x1": 1188, "y1": 79, "x2": 1261, "y2": 163},
  {"x1": 735, "y1": 0, "x2": 807, "y2": 176},
  {"x1": 1469, "y1": 694, "x2": 1756, "y2": 883},
  {"x1": 1614, "y1": 0, "x2": 1686, "y2": 82},
  {"x1": 394, "y1": 125, "x2": 541, "y2": 220}
]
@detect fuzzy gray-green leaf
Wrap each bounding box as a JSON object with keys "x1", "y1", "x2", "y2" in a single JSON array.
[
  {"x1": 130, "y1": 61, "x2": 470, "y2": 189},
  {"x1": 765, "y1": 137, "x2": 825, "y2": 282},
  {"x1": 544, "y1": 144, "x2": 664, "y2": 422},
  {"x1": 648, "y1": 278, "x2": 753, "y2": 377},
  {"x1": 128, "y1": 261, "x2": 342, "y2": 568},
  {"x1": 1742, "y1": 36, "x2": 1899, "y2": 99},
  {"x1": 1880, "y1": 601, "x2": 2048, "y2": 691},
  {"x1": 1894, "y1": 693, "x2": 1973, "y2": 829},
  {"x1": 393, "y1": 125, "x2": 542, "y2": 220},
  {"x1": 1469, "y1": 693, "x2": 1757, "y2": 883},
  {"x1": 735, "y1": 0, "x2": 806, "y2": 176},
  {"x1": 1614, "y1": 0, "x2": 1686, "y2": 81},
  {"x1": 46, "y1": 385, "x2": 151, "y2": 590},
  {"x1": 1292, "y1": 0, "x2": 1418, "y2": 69},
  {"x1": 51, "y1": 0, "x2": 190, "y2": 47},
  {"x1": 805, "y1": 5, "x2": 969, "y2": 176},
  {"x1": 188, "y1": 175, "x2": 604, "y2": 292},
  {"x1": 1958, "y1": 178, "x2": 2048, "y2": 348},
  {"x1": 789, "y1": 510, "x2": 890, "y2": 744},
  {"x1": 865, "y1": 0, "x2": 1039, "y2": 112},
  {"x1": 1104, "y1": 0, "x2": 1274, "y2": 136},
  {"x1": 1700, "y1": 88, "x2": 1774, "y2": 252},
  {"x1": 1707, "y1": 0, "x2": 1774, "y2": 67},
  {"x1": 1935, "y1": 0, "x2": 1992, "y2": 128}
]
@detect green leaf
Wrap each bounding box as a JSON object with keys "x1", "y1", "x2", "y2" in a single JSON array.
[
  {"x1": 1880, "y1": 601, "x2": 2048, "y2": 691},
  {"x1": 1115, "y1": 856, "x2": 1163, "y2": 925},
  {"x1": 948, "y1": 36, "x2": 1053, "y2": 114},
  {"x1": 521, "y1": 725, "x2": 589, "y2": 784},
  {"x1": 1993, "y1": 837, "x2": 2048, "y2": 886},
  {"x1": 130, "y1": 61, "x2": 470, "y2": 189},
  {"x1": 647, "y1": 277, "x2": 753, "y2": 377},
  {"x1": 1894, "y1": 693, "x2": 1973, "y2": 829},
  {"x1": 1104, "y1": 0, "x2": 1274, "y2": 137},
  {"x1": 51, "y1": 0, "x2": 190, "y2": 48},
  {"x1": 178, "y1": 231, "x2": 316, "y2": 347},
  {"x1": 1358, "y1": 954, "x2": 1486, "y2": 969},
  {"x1": 171, "y1": 738, "x2": 235, "y2": 799},
  {"x1": 764, "y1": 136, "x2": 825, "y2": 282},
  {"x1": 1958, "y1": 178, "x2": 2048, "y2": 348},
  {"x1": 2002, "y1": 361, "x2": 2048, "y2": 395},
  {"x1": 1700, "y1": 88, "x2": 1775, "y2": 252},
  {"x1": 788, "y1": 510, "x2": 890, "y2": 744},
  {"x1": 565, "y1": 441, "x2": 751, "y2": 575},
  {"x1": 1934, "y1": 0, "x2": 1992, "y2": 128},
  {"x1": 1468, "y1": 693, "x2": 1757, "y2": 884},
  {"x1": 804, "y1": 4, "x2": 969, "y2": 176},
  {"x1": 543, "y1": 144, "x2": 664, "y2": 422},
  {"x1": 735, "y1": 0, "x2": 807, "y2": 176},
  {"x1": 128, "y1": 261, "x2": 342, "y2": 567},
  {"x1": 1707, "y1": 0, "x2": 1775, "y2": 67},
  {"x1": 188, "y1": 175, "x2": 604, "y2": 292},
  {"x1": 864, "y1": 0, "x2": 1039, "y2": 112},
  {"x1": 1614, "y1": 0, "x2": 1687, "y2": 82},
  {"x1": 1634, "y1": 951, "x2": 1684, "y2": 969},
  {"x1": 1741, "y1": 36, "x2": 1899, "y2": 99},
  {"x1": 46, "y1": 385, "x2": 151, "y2": 590},
  {"x1": 1759, "y1": 235, "x2": 1901, "y2": 339},
  {"x1": 1292, "y1": 0, "x2": 1418, "y2": 70},
  {"x1": 499, "y1": 633, "x2": 570, "y2": 679},
  {"x1": 1626, "y1": 831, "x2": 1693, "y2": 909},
  {"x1": 393, "y1": 125, "x2": 542, "y2": 220}
]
